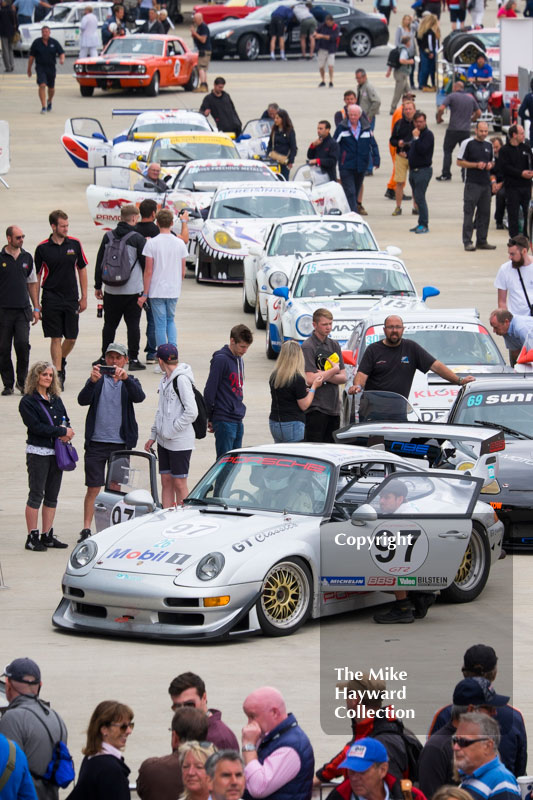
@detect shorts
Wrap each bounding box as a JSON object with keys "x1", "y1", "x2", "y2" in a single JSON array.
[
  {"x1": 269, "y1": 16, "x2": 286, "y2": 37},
  {"x1": 300, "y1": 16, "x2": 317, "y2": 35},
  {"x1": 449, "y1": 6, "x2": 466, "y2": 20},
  {"x1": 317, "y1": 49, "x2": 335, "y2": 69},
  {"x1": 85, "y1": 441, "x2": 124, "y2": 488},
  {"x1": 158, "y1": 444, "x2": 191, "y2": 479},
  {"x1": 41, "y1": 293, "x2": 80, "y2": 340},
  {"x1": 197, "y1": 51, "x2": 211, "y2": 69},
  {"x1": 394, "y1": 153, "x2": 410, "y2": 183},
  {"x1": 36, "y1": 67, "x2": 56, "y2": 88}
]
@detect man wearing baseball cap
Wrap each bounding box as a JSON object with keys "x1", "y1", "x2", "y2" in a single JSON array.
[
  {"x1": 77, "y1": 342, "x2": 145, "y2": 542},
  {"x1": 419, "y1": 677, "x2": 511, "y2": 798},
  {"x1": 326, "y1": 738, "x2": 426, "y2": 800},
  {"x1": 0, "y1": 658, "x2": 68, "y2": 800},
  {"x1": 428, "y1": 645, "x2": 527, "y2": 777}
]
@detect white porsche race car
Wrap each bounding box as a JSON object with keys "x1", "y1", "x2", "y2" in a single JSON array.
[
  {"x1": 196, "y1": 182, "x2": 350, "y2": 284},
  {"x1": 264, "y1": 252, "x2": 435, "y2": 358},
  {"x1": 62, "y1": 109, "x2": 215, "y2": 170}
]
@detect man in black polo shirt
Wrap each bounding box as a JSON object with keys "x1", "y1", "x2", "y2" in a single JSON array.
[
  {"x1": 27, "y1": 26, "x2": 64, "y2": 114},
  {"x1": 302, "y1": 308, "x2": 346, "y2": 443},
  {"x1": 498, "y1": 124, "x2": 533, "y2": 238},
  {"x1": 0, "y1": 226, "x2": 40, "y2": 396},
  {"x1": 457, "y1": 121, "x2": 497, "y2": 252},
  {"x1": 408, "y1": 111, "x2": 434, "y2": 234},
  {"x1": 35, "y1": 209, "x2": 88, "y2": 388}
]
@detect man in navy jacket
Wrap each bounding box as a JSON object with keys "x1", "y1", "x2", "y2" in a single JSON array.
[{"x1": 334, "y1": 105, "x2": 380, "y2": 212}]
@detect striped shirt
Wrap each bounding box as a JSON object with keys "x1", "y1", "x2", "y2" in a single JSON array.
[{"x1": 460, "y1": 757, "x2": 520, "y2": 800}]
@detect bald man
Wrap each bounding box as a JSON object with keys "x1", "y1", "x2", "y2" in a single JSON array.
[
  {"x1": 134, "y1": 163, "x2": 168, "y2": 193},
  {"x1": 241, "y1": 687, "x2": 314, "y2": 800}
]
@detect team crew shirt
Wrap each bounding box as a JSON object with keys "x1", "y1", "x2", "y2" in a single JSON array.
[
  {"x1": 29, "y1": 36, "x2": 64, "y2": 69},
  {"x1": 458, "y1": 138, "x2": 494, "y2": 185},
  {"x1": 0, "y1": 247, "x2": 37, "y2": 308},
  {"x1": 358, "y1": 338, "x2": 435, "y2": 397},
  {"x1": 34, "y1": 236, "x2": 88, "y2": 299}
]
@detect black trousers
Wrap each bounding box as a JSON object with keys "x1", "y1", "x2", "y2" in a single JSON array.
[
  {"x1": 304, "y1": 410, "x2": 340, "y2": 443},
  {"x1": 463, "y1": 182, "x2": 491, "y2": 246},
  {"x1": 102, "y1": 293, "x2": 142, "y2": 359},
  {"x1": 441, "y1": 129, "x2": 470, "y2": 179},
  {"x1": 506, "y1": 185, "x2": 531, "y2": 238},
  {"x1": 0, "y1": 307, "x2": 31, "y2": 389},
  {"x1": 494, "y1": 186, "x2": 506, "y2": 225}
]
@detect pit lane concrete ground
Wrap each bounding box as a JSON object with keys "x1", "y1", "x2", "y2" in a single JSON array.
[{"x1": 1, "y1": 4, "x2": 532, "y2": 788}]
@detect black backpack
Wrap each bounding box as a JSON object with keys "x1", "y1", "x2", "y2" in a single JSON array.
[
  {"x1": 101, "y1": 230, "x2": 137, "y2": 286},
  {"x1": 387, "y1": 47, "x2": 402, "y2": 69},
  {"x1": 173, "y1": 375, "x2": 208, "y2": 440},
  {"x1": 371, "y1": 718, "x2": 423, "y2": 781}
]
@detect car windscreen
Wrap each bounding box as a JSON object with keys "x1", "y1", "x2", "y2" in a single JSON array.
[
  {"x1": 178, "y1": 164, "x2": 275, "y2": 190},
  {"x1": 133, "y1": 122, "x2": 209, "y2": 135},
  {"x1": 294, "y1": 264, "x2": 414, "y2": 298},
  {"x1": 187, "y1": 452, "x2": 332, "y2": 515},
  {"x1": 268, "y1": 220, "x2": 377, "y2": 256},
  {"x1": 151, "y1": 140, "x2": 236, "y2": 164},
  {"x1": 363, "y1": 324, "x2": 504, "y2": 366},
  {"x1": 211, "y1": 194, "x2": 315, "y2": 219},
  {"x1": 104, "y1": 38, "x2": 165, "y2": 56},
  {"x1": 475, "y1": 32, "x2": 499, "y2": 48},
  {"x1": 453, "y1": 388, "x2": 533, "y2": 437},
  {"x1": 46, "y1": 4, "x2": 71, "y2": 20}
]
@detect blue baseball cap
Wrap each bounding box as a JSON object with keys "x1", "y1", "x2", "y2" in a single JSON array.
[
  {"x1": 453, "y1": 677, "x2": 509, "y2": 707},
  {"x1": 156, "y1": 344, "x2": 178, "y2": 363},
  {"x1": 339, "y1": 738, "x2": 388, "y2": 772}
]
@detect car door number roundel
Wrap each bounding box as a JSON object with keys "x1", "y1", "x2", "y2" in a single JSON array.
[
  {"x1": 369, "y1": 524, "x2": 429, "y2": 575},
  {"x1": 111, "y1": 499, "x2": 136, "y2": 526}
]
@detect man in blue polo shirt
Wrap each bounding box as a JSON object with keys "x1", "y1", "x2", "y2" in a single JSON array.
[
  {"x1": 489, "y1": 308, "x2": 533, "y2": 364},
  {"x1": 13, "y1": 0, "x2": 50, "y2": 25},
  {"x1": 454, "y1": 712, "x2": 520, "y2": 800},
  {"x1": 467, "y1": 54, "x2": 493, "y2": 85},
  {"x1": 27, "y1": 26, "x2": 64, "y2": 114}
]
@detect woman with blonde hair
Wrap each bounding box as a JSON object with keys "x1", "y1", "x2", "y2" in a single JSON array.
[
  {"x1": 269, "y1": 340, "x2": 322, "y2": 443},
  {"x1": 432, "y1": 787, "x2": 475, "y2": 800},
  {"x1": 417, "y1": 13, "x2": 440, "y2": 91},
  {"x1": 179, "y1": 741, "x2": 217, "y2": 800},
  {"x1": 18, "y1": 361, "x2": 74, "y2": 552},
  {"x1": 67, "y1": 700, "x2": 134, "y2": 800}
]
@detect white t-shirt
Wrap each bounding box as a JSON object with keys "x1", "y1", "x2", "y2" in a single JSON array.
[
  {"x1": 143, "y1": 233, "x2": 187, "y2": 298},
  {"x1": 494, "y1": 260, "x2": 533, "y2": 316}
]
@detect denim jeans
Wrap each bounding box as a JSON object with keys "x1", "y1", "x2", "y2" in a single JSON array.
[
  {"x1": 419, "y1": 51, "x2": 435, "y2": 89},
  {"x1": 144, "y1": 302, "x2": 157, "y2": 358},
  {"x1": 269, "y1": 420, "x2": 305, "y2": 443},
  {"x1": 213, "y1": 420, "x2": 243, "y2": 458},
  {"x1": 409, "y1": 166, "x2": 432, "y2": 228},
  {"x1": 150, "y1": 297, "x2": 177, "y2": 348}
]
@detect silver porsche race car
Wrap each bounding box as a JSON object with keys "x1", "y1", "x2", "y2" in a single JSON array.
[{"x1": 52, "y1": 443, "x2": 503, "y2": 641}]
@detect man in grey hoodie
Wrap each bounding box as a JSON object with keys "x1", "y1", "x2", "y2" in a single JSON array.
[{"x1": 145, "y1": 343, "x2": 197, "y2": 507}]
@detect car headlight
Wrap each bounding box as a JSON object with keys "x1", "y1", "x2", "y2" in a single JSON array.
[
  {"x1": 268, "y1": 271, "x2": 288, "y2": 289},
  {"x1": 196, "y1": 552, "x2": 225, "y2": 581},
  {"x1": 70, "y1": 540, "x2": 97, "y2": 569},
  {"x1": 118, "y1": 152, "x2": 136, "y2": 160},
  {"x1": 215, "y1": 30, "x2": 234, "y2": 39},
  {"x1": 134, "y1": 64, "x2": 146, "y2": 74},
  {"x1": 295, "y1": 314, "x2": 313, "y2": 337},
  {"x1": 74, "y1": 63, "x2": 85, "y2": 73},
  {"x1": 214, "y1": 230, "x2": 241, "y2": 249}
]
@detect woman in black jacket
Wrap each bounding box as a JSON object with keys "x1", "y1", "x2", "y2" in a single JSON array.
[
  {"x1": 268, "y1": 108, "x2": 297, "y2": 179},
  {"x1": 19, "y1": 361, "x2": 74, "y2": 552},
  {"x1": 67, "y1": 701, "x2": 134, "y2": 800}
]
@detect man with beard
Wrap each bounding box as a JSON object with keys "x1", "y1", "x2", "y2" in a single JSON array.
[
  {"x1": 494, "y1": 235, "x2": 533, "y2": 363},
  {"x1": 199, "y1": 77, "x2": 242, "y2": 136},
  {"x1": 454, "y1": 712, "x2": 520, "y2": 800}
]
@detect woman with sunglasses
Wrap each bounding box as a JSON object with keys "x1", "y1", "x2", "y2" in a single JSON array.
[
  {"x1": 179, "y1": 741, "x2": 217, "y2": 800},
  {"x1": 67, "y1": 700, "x2": 134, "y2": 800}
]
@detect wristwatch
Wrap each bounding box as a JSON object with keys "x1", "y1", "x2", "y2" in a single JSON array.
[
  {"x1": 457, "y1": 377, "x2": 464, "y2": 386},
  {"x1": 242, "y1": 744, "x2": 257, "y2": 752}
]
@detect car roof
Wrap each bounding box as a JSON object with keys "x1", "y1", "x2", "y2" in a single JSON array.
[
  {"x1": 274, "y1": 214, "x2": 366, "y2": 225},
  {"x1": 182, "y1": 158, "x2": 274, "y2": 168},
  {"x1": 459, "y1": 375, "x2": 533, "y2": 392},
  {"x1": 150, "y1": 132, "x2": 236, "y2": 143},
  {"x1": 298, "y1": 252, "x2": 405, "y2": 268},
  {"x1": 212, "y1": 183, "x2": 311, "y2": 197},
  {"x1": 358, "y1": 298, "x2": 480, "y2": 326},
  {"x1": 233, "y1": 442, "x2": 415, "y2": 467}
]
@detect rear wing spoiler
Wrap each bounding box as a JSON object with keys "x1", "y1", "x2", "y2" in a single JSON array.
[{"x1": 111, "y1": 108, "x2": 202, "y2": 116}]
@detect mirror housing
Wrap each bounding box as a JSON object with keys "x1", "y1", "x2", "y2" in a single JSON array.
[
  {"x1": 136, "y1": 154, "x2": 146, "y2": 162},
  {"x1": 91, "y1": 132, "x2": 107, "y2": 141},
  {"x1": 422, "y1": 285, "x2": 440, "y2": 302},
  {"x1": 273, "y1": 287, "x2": 289, "y2": 300},
  {"x1": 351, "y1": 504, "x2": 378, "y2": 526},
  {"x1": 385, "y1": 245, "x2": 402, "y2": 256},
  {"x1": 124, "y1": 489, "x2": 156, "y2": 512}
]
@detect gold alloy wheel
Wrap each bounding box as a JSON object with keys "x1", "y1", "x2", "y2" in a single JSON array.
[{"x1": 260, "y1": 560, "x2": 311, "y2": 632}]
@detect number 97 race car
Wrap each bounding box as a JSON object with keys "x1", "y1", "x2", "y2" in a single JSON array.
[{"x1": 52, "y1": 443, "x2": 503, "y2": 641}]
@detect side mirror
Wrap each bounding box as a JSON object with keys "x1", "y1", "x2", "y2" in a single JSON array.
[
  {"x1": 273, "y1": 287, "x2": 289, "y2": 300},
  {"x1": 236, "y1": 133, "x2": 251, "y2": 142},
  {"x1": 422, "y1": 285, "x2": 440, "y2": 302},
  {"x1": 124, "y1": 489, "x2": 156, "y2": 512},
  {"x1": 385, "y1": 245, "x2": 402, "y2": 256},
  {"x1": 329, "y1": 207, "x2": 342, "y2": 215},
  {"x1": 351, "y1": 504, "x2": 378, "y2": 526},
  {"x1": 342, "y1": 350, "x2": 357, "y2": 366},
  {"x1": 248, "y1": 245, "x2": 262, "y2": 257},
  {"x1": 91, "y1": 132, "x2": 107, "y2": 142},
  {"x1": 137, "y1": 154, "x2": 146, "y2": 162}
]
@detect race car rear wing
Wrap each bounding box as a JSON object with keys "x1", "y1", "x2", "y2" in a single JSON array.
[{"x1": 111, "y1": 108, "x2": 202, "y2": 116}]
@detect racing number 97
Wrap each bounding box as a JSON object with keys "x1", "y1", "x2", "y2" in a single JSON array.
[
  {"x1": 374, "y1": 529, "x2": 422, "y2": 563},
  {"x1": 112, "y1": 506, "x2": 135, "y2": 525}
]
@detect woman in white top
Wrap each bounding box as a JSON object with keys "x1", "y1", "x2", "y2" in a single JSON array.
[{"x1": 80, "y1": 6, "x2": 100, "y2": 58}]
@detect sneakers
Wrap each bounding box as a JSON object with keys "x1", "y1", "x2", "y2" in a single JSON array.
[
  {"x1": 496, "y1": 222, "x2": 505, "y2": 230},
  {"x1": 318, "y1": 81, "x2": 326, "y2": 87},
  {"x1": 436, "y1": 175, "x2": 451, "y2": 182},
  {"x1": 357, "y1": 204, "x2": 368, "y2": 216},
  {"x1": 476, "y1": 242, "x2": 497, "y2": 250},
  {"x1": 464, "y1": 243, "x2": 476, "y2": 251},
  {"x1": 270, "y1": 53, "x2": 275, "y2": 60},
  {"x1": 329, "y1": 82, "x2": 333, "y2": 87},
  {"x1": 402, "y1": 193, "x2": 412, "y2": 201},
  {"x1": 41, "y1": 108, "x2": 47, "y2": 114},
  {"x1": 410, "y1": 225, "x2": 429, "y2": 234},
  {"x1": 58, "y1": 370, "x2": 65, "y2": 390},
  {"x1": 412, "y1": 592, "x2": 436, "y2": 619},
  {"x1": 78, "y1": 528, "x2": 92, "y2": 543},
  {"x1": 154, "y1": 364, "x2": 163, "y2": 374},
  {"x1": 146, "y1": 355, "x2": 157, "y2": 364},
  {"x1": 384, "y1": 188, "x2": 395, "y2": 200},
  {"x1": 412, "y1": 208, "x2": 418, "y2": 215},
  {"x1": 41, "y1": 528, "x2": 68, "y2": 549},
  {"x1": 16, "y1": 382, "x2": 24, "y2": 394},
  {"x1": 128, "y1": 358, "x2": 146, "y2": 370},
  {"x1": 46, "y1": 101, "x2": 52, "y2": 112},
  {"x1": 373, "y1": 602, "x2": 415, "y2": 624},
  {"x1": 392, "y1": 207, "x2": 402, "y2": 216},
  {"x1": 280, "y1": 53, "x2": 287, "y2": 61},
  {"x1": 422, "y1": 86, "x2": 436, "y2": 92},
  {"x1": 25, "y1": 530, "x2": 47, "y2": 551},
  {"x1": 92, "y1": 356, "x2": 106, "y2": 366},
  {"x1": 1, "y1": 387, "x2": 14, "y2": 396}
]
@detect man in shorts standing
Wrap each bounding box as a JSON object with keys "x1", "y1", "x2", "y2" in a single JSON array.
[
  {"x1": 77, "y1": 343, "x2": 145, "y2": 542},
  {"x1": 35, "y1": 210, "x2": 88, "y2": 388},
  {"x1": 314, "y1": 14, "x2": 338, "y2": 87},
  {"x1": 190, "y1": 12, "x2": 211, "y2": 92},
  {"x1": 293, "y1": 1, "x2": 317, "y2": 58},
  {"x1": 27, "y1": 26, "x2": 64, "y2": 114}
]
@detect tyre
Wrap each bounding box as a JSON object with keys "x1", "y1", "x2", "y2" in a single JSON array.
[
  {"x1": 447, "y1": 34, "x2": 485, "y2": 64},
  {"x1": 238, "y1": 33, "x2": 260, "y2": 61},
  {"x1": 440, "y1": 522, "x2": 491, "y2": 603},
  {"x1": 145, "y1": 71, "x2": 160, "y2": 97},
  {"x1": 242, "y1": 284, "x2": 254, "y2": 313},
  {"x1": 184, "y1": 66, "x2": 199, "y2": 92},
  {"x1": 346, "y1": 30, "x2": 372, "y2": 58},
  {"x1": 265, "y1": 318, "x2": 278, "y2": 360},
  {"x1": 257, "y1": 558, "x2": 312, "y2": 636},
  {"x1": 255, "y1": 295, "x2": 266, "y2": 330},
  {"x1": 80, "y1": 85, "x2": 94, "y2": 97}
]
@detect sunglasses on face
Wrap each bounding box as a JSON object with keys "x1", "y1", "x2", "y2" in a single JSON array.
[
  {"x1": 451, "y1": 736, "x2": 488, "y2": 748},
  {"x1": 109, "y1": 721, "x2": 134, "y2": 732}
]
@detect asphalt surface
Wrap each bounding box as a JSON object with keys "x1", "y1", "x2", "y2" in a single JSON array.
[{"x1": 0, "y1": 2, "x2": 532, "y2": 793}]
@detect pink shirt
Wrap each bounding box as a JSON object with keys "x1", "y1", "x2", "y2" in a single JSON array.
[{"x1": 244, "y1": 746, "x2": 301, "y2": 798}]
